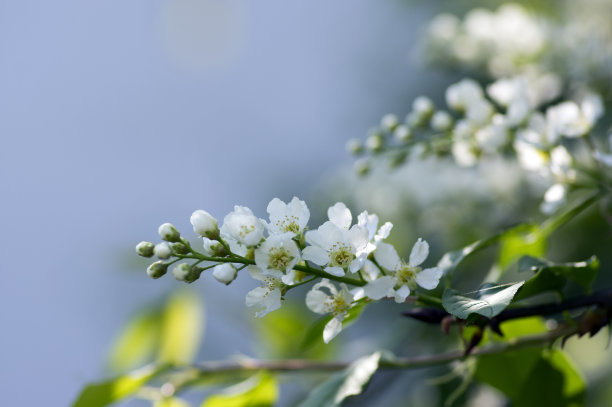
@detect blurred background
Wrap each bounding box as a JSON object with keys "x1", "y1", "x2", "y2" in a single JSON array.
[{"x1": 2, "y1": 1, "x2": 612, "y2": 406}]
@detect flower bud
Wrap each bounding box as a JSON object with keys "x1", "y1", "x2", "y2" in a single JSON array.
[
  {"x1": 136, "y1": 241, "x2": 155, "y2": 258},
  {"x1": 158, "y1": 223, "x2": 180, "y2": 242},
  {"x1": 147, "y1": 261, "x2": 168, "y2": 279},
  {"x1": 203, "y1": 238, "x2": 227, "y2": 257},
  {"x1": 345, "y1": 138, "x2": 363, "y2": 155},
  {"x1": 413, "y1": 96, "x2": 434, "y2": 117},
  {"x1": 172, "y1": 263, "x2": 200, "y2": 283},
  {"x1": 354, "y1": 158, "x2": 371, "y2": 177},
  {"x1": 393, "y1": 125, "x2": 412, "y2": 143},
  {"x1": 171, "y1": 242, "x2": 190, "y2": 255},
  {"x1": 380, "y1": 114, "x2": 399, "y2": 131},
  {"x1": 431, "y1": 111, "x2": 453, "y2": 132},
  {"x1": 212, "y1": 263, "x2": 237, "y2": 285},
  {"x1": 190, "y1": 210, "x2": 219, "y2": 239},
  {"x1": 365, "y1": 133, "x2": 384, "y2": 153},
  {"x1": 154, "y1": 242, "x2": 172, "y2": 259}
]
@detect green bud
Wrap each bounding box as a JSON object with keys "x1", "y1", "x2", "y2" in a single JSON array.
[
  {"x1": 354, "y1": 158, "x2": 371, "y2": 177},
  {"x1": 136, "y1": 241, "x2": 155, "y2": 258},
  {"x1": 147, "y1": 261, "x2": 168, "y2": 279},
  {"x1": 365, "y1": 133, "x2": 384, "y2": 153},
  {"x1": 172, "y1": 263, "x2": 201, "y2": 283},
  {"x1": 393, "y1": 125, "x2": 412, "y2": 143},
  {"x1": 158, "y1": 223, "x2": 180, "y2": 242},
  {"x1": 380, "y1": 114, "x2": 399, "y2": 131},
  {"x1": 345, "y1": 138, "x2": 364, "y2": 155},
  {"x1": 171, "y1": 242, "x2": 190, "y2": 255}
]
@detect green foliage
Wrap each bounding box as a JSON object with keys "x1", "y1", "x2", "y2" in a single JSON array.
[
  {"x1": 297, "y1": 351, "x2": 381, "y2": 407},
  {"x1": 157, "y1": 290, "x2": 204, "y2": 364},
  {"x1": 515, "y1": 256, "x2": 599, "y2": 301},
  {"x1": 108, "y1": 310, "x2": 161, "y2": 372},
  {"x1": 71, "y1": 364, "x2": 171, "y2": 407},
  {"x1": 300, "y1": 301, "x2": 367, "y2": 350},
  {"x1": 475, "y1": 348, "x2": 585, "y2": 407},
  {"x1": 254, "y1": 304, "x2": 333, "y2": 359},
  {"x1": 201, "y1": 372, "x2": 278, "y2": 407},
  {"x1": 442, "y1": 282, "x2": 524, "y2": 319},
  {"x1": 497, "y1": 224, "x2": 546, "y2": 271}
]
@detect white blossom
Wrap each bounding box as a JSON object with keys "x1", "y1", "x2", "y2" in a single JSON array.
[
  {"x1": 220, "y1": 206, "x2": 265, "y2": 247},
  {"x1": 303, "y1": 220, "x2": 369, "y2": 277},
  {"x1": 245, "y1": 266, "x2": 286, "y2": 318},
  {"x1": 265, "y1": 197, "x2": 310, "y2": 236},
  {"x1": 254, "y1": 233, "x2": 301, "y2": 284},
  {"x1": 366, "y1": 239, "x2": 442, "y2": 303},
  {"x1": 154, "y1": 242, "x2": 172, "y2": 259},
  {"x1": 305, "y1": 279, "x2": 355, "y2": 343}
]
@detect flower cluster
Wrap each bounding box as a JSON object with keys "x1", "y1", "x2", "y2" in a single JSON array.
[
  {"x1": 425, "y1": 2, "x2": 612, "y2": 91},
  {"x1": 136, "y1": 198, "x2": 442, "y2": 342},
  {"x1": 348, "y1": 75, "x2": 605, "y2": 214}
]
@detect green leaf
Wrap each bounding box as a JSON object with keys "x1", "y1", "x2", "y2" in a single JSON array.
[
  {"x1": 157, "y1": 289, "x2": 205, "y2": 364},
  {"x1": 201, "y1": 372, "x2": 278, "y2": 407},
  {"x1": 442, "y1": 282, "x2": 524, "y2": 319},
  {"x1": 437, "y1": 232, "x2": 502, "y2": 277},
  {"x1": 497, "y1": 224, "x2": 546, "y2": 271},
  {"x1": 297, "y1": 351, "x2": 381, "y2": 407},
  {"x1": 108, "y1": 310, "x2": 161, "y2": 372},
  {"x1": 515, "y1": 256, "x2": 599, "y2": 301},
  {"x1": 300, "y1": 302, "x2": 367, "y2": 350},
  {"x1": 154, "y1": 397, "x2": 192, "y2": 407},
  {"x1": 475, "y1": 348, "x2": 585, "y2": 407},
  {"x1": 71, "y1": 364, "x2": 170, "y2": 407}
]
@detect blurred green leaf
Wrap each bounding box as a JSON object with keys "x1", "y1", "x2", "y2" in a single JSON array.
[
  {"x1": 497, "y1": 316, "x2": 547, "y2": 339},
  {"x1": 475, "y1": 348, "x2": 585, "y2": 407},
  {"x1": 297, "y1": 351, "x2": 381, "y2": 407},
  {"x1": 515, "y1": 256, "x2": 599, "y2": 301},
  {"x1": 497, "y1": 224, "x2": 546, "y2": 271},
  {"x1": 71, "y1": 364, "x2": 170, "y2": 407},
  {"x1": 108, "y1": 310, "x2": 161, "y2": 372},
  {"x1": 442, "y1": 282, "x2": 524, "y2": 319},
  {"x1": 437, "y1": 231, "x2": 503, "y2": 277},
  {"x1": 155, "y1": 397, "x2": 192, "y2": 407},
  {"x1": 300, "y1": 302, "x2": 367, "y2": 351},
  {"x1": 201, "y1": 372, "x2": 278, "y2": 407},
  {"x1": 158, "y1": 290, "x2": 205, "y2": 364},
  {"x1": 254, "y1": 304, "x2": 332, "y2": 359}
]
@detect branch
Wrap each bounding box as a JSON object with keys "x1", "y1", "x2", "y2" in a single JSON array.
[{"x1": 182, "y1": 325, "x2": 577, "y2": 376}]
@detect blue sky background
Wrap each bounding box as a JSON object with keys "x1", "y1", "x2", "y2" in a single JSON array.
[{"x1": 0, "y1": 1, "x2": 446, "y2": 405}]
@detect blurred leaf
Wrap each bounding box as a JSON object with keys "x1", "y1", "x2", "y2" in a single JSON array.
[
  {"x1": 442, "y1": 282, "x2": 524, "y2": 319},
  {"x1": 158, "y1": 290, "x2": 205, "y2": 364},
  {"x1": 155, "y1": 397, "x2": 192, "y2": 407},
  {"x1": 515, "y1": 256, "x2": 599, "y2": 301},
  {"x1": 437, "y1": 231, "x2": 503, "y2": 277},
  {"x1": 297, "y1": 351, "x2": 381, "y2": 407},
  {"x1": 71, "y1": 364, "x2": 170, "y2": 407},
  {"x1": 300, "y1": 302, "x2": 367, "y2": 351},
  {"x1": 201, "y1": 372, "x2": 278, "y2": 407},
  {"x1": 108, "y1": 310, "x2": 161, "y2": 372},
  {"x1": 254, "y1": 304, "x2": 332, "y2": 359},
  {"x1": 475, "y1": 348, "x2": 585, "y2": 407},
  {"x1": 497, "y1": 224, "x2": 546, "y2": 271},
  {"x1": 497, "y1": 317, "x2": 547, "y2": 339}
]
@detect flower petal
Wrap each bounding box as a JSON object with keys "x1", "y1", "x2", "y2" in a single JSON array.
[
  {"x1": 302, "y1": 246, "x2": 330, "y2": 266},
  {"x1": 363, "y1": 276, "x2": 395, "y2": 300},
  {"x1": 394, "y1": 285, "x2": 411, "y2": 303},
  {"x1": 306, "y1": 289, "x2": 330, "y2": 314},
  {"x1": 374, "y1": 242, "x2": 401, "y2": 271},
  {"x1": 328, "y1": 202, "x2": 352, "y2": 230},
  {"x1": 325, "y1": 266, "x2": 346, "y2": 277},
  {"x1": 323, "y1": 316, "x2": 344, "y2": 343},
  {"x1": 409, "y1": 238, "x2": 429, "y2": 267},
  {"x1": 415, "y1": 267, "x2": 442, "y2": 290}
]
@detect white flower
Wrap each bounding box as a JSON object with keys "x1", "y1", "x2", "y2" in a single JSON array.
[
  {"x1": 254, "y1": 234, "x2": 301, "y2": 284},
  {"x1": 265, "y1": 197, "x2": 310, "y2": 236},
  {"x1": 245, "y1": 266, "x2": 286, "y2": 318},
  {"x1": 367, "y1": 239, "x2": 442, "y2": 303},
  {"x1": 475, "y1": 116, "x2": 508, "y2": 153},
  {"x1": 220, "y1": 206, "x2": 265, "y2": 247},
  {"x1": 305, "y1": 279, "x2": 355, "y2": 343},
  {"x1": 357, "y1": 211, "x2": 392, "y2": 254},
  {"x1": 190, "y1": 210, "x2": 218, "y2": 238},
  {"x1": 540, "y1": 183, "x2": 567, "y2": 214},
  {"x1": 303, "y1": 221, "x2": 369, "y2": 277},
  {"x1": 546, "y1": 94, "x2": 603, "y2": 139},
  {"x1": 327, "y1": 202, "x2": 353, "y2": 230},
  {"x1": 158, "y1": 223, "x2": 180, "y2": 242},
  {"x1": 212, "y1": 263, "x2": 237, "y2": 285},
  {"x1": 431, "y1": 111, "x2": 453, "y2": 132},
  {"x1": 446, "y1": 79, "x2": 484, "y2": 112}
]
